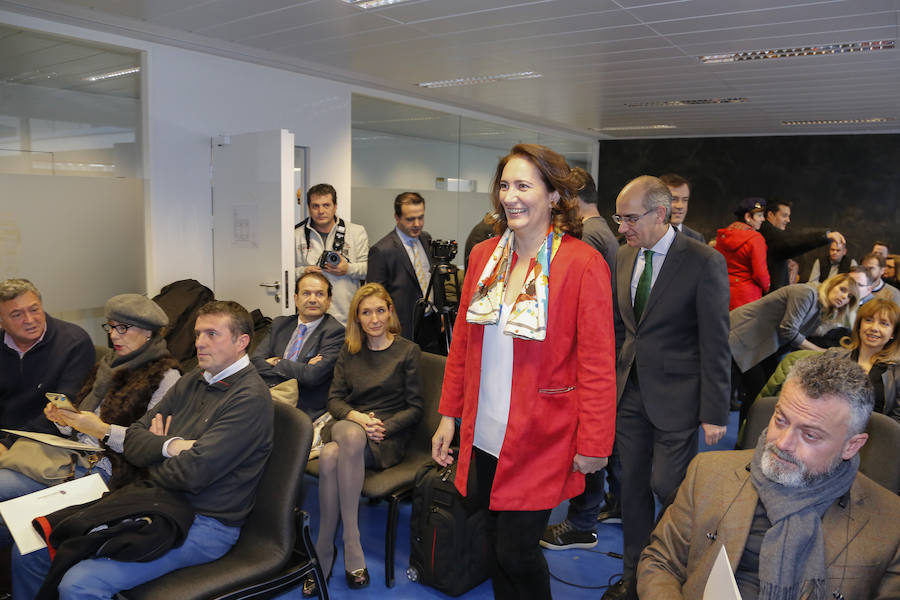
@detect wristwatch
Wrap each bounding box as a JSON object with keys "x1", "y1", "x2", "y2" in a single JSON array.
[{"x1": 101, "y1": 425, "x2": 112, "y2": 445}]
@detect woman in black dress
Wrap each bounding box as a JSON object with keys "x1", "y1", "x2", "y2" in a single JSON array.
[{"x1": 305, "y1": 283, "x2": 423, "y2": 595}]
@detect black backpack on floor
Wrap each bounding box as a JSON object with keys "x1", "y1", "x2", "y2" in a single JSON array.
[{"x1": 407, "y1": 460, "x2": 489, "y2": 596}]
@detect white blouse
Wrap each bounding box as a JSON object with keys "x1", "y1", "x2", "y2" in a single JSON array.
[{"x1": 474, "y1": 303, "x2": 514, "y2": 458}]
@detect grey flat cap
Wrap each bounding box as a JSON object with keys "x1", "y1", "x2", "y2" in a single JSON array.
[{"x1": 105, "y1": 294, "x2": 168, "y2": 331}]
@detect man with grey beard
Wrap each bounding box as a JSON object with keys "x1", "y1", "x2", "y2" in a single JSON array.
[{"x1": 638, "y1": 352, "x2": 900, "y2": 600}]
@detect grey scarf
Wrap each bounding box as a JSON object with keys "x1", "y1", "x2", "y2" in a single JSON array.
[
  {"x1": 750, "y1": 430, "x2": 858, "y2": 600},
  {"x1": 79, "y1": 336, "x2": 170, "y2": 414}
]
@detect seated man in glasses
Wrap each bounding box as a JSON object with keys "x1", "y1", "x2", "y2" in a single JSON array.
[{"x1": 0, "y1": 278, "x2": 94, "y2": 451}]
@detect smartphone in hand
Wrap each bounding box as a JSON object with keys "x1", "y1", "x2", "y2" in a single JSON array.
[{"x1": 45, "y1": 392, "x2": 78, "y2": 412}]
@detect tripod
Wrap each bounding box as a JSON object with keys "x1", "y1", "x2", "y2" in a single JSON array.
[{"x1": 412, "y1": 261, "x2": 460, "y2": 355}]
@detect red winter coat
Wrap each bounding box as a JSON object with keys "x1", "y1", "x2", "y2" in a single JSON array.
[
  {"x1": 716, "y1": 222, "x2": 770, "y2": 310},
  {"x1": 439, "y1": 235, "x2": 617, "y2": 511}
]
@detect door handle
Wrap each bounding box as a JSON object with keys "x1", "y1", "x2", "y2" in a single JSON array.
[{"x1": 259, "y1": 281, "x2": 280, "y2": 304}]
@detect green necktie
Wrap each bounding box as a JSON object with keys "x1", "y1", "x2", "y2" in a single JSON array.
[{"x1": 633, "y1": 250, "x2": 654, "y2": 321}]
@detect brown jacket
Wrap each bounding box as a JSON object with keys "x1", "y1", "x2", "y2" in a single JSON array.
[{"x1": 638, "y1": 450, "x2": 900, "y2": 599}]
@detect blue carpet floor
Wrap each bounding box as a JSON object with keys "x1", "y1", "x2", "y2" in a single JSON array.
[{"x1": 293, "y1": 410, "x2": 740, "y2": 599}]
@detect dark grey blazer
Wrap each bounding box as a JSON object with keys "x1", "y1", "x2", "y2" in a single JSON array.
[
  {"x1": 250, "y1": 313, "x2": 345, "y2": 418},
  {"x1": 613, "y1": 231, "x2": 731, "y2": 430},
  {"x1": 367, "y1": 229, "x2": 433, "y2": 339},
  {"x1": 728, "y1": 283, "x2": 821, "y2": 373},
  {"x1": 679, "y1": 224, "x2": 705, "y2": 244}
]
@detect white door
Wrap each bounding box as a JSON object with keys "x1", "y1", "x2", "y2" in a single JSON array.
[{"x1": 211, "y1": 129, "x2": 295, "y2": 318}]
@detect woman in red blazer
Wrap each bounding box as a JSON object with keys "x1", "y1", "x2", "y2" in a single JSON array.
[
  {"x1": 431, "y1": 144, "x2": 617, "y2": 599},
  {"x1": 716, "y1": 197, "x2": 771, "y2": 309}
]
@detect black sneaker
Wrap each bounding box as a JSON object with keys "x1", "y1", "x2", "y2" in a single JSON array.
[{"x1": 539, "y1": 520, "x2": 597, "y2": 550}]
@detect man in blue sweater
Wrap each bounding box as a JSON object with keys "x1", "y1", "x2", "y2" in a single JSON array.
[
  {"x1": 0, "y1": 279, "x2": 94, "y2": 450},
  {"x1": 13, "y1": 300, "x2": 273, "y2": 599}
]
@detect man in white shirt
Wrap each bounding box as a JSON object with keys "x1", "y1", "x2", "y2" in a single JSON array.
[{"x1": 295, "y1": 183, "x2": 368, "y2": 325}]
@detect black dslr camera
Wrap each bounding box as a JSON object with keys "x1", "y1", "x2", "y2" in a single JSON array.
[
  {"x1": 431, "y1": 239, "x2": 458, "y2": 263},
  {"x1": 317, "y1": 250, "x2": 342, "y2": 269}
]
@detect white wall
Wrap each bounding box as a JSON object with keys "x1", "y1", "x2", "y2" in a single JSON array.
[
  {"x1": 144, "y1": 44, "x2": 351, "y2": 295},
  {"x1": 0, "y1": 9, "x2": 352, "y2": 297}
]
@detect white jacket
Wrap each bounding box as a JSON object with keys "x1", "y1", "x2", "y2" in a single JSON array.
[{"x1": 295, "y1": 219, "x2": 369, "y2": 325}]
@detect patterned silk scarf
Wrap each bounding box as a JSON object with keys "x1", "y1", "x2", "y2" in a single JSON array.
[{"x1": 466, "y1": 227, "x2": 563, "y2": 341}]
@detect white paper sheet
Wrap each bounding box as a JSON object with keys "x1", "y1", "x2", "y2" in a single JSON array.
[
  {"x1": 1, "y1": 429, "x2": 100, "y2": 451},
  {"x1": 703, "y1": 544, "x2": 743, "y2": 600},
  {"x1": 0, "y1": 473, "x2": 109, "y2": 554}
]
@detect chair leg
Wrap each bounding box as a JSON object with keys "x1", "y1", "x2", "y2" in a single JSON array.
[
  {"x1": 385, "y1": 495, "x2": 399, "y2": 588},
  {"x1": 298, "y1": 511, "x2": 330, "y2": 600}
]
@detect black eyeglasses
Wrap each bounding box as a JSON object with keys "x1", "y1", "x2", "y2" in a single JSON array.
[
  {"x1": 102, "y1": 323, "x2": 134, "y2": 334},
  {"x1": 611, "y1": 209, "x2": 655, "y2": 225}
]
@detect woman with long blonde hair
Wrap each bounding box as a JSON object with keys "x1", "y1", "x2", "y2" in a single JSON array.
[{"x1": 305, "y1": 283, "x2": 423, "y2": 595}]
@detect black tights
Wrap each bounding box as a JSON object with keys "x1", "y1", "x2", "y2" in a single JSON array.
[{"x1": 467, "y1": 447, "x2": 552, "y2": 600}]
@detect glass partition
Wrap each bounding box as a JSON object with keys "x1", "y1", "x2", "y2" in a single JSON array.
[
  {"x1": 0, "y1": 24, "x2": 144, "y2": 344},
  {"x1": 351, "y1": 94, "x2": 595, "y2": 272}
]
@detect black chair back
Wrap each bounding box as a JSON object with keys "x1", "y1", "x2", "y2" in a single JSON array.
[
  {"x1": 739, "y1": 396, "x2": 900, "y2": 493},
  {"x1": 120, "y1": 401, "x2": 314, "y2": 599}
]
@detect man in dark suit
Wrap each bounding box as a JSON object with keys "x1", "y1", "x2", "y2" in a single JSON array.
[
  {"x1": 367, "y1": 191, "x2": 441, "y2": 352},
  {"x1": 251, "y1": 271, "x2": 344, "y2": 418},
  {"x1": 601, "y1": 176, "x2": 731, "y2": 600},
  {"x1": 659, "y1": 173, "x2": 704, "y2": 243},
  {"x1": 759, "y1": 198, "x2": 845, "y2": 291}
]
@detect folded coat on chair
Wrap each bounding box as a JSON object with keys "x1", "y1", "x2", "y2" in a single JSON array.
[{"x1": 31, "y1": 480, "x2": 195, "y2": 600}]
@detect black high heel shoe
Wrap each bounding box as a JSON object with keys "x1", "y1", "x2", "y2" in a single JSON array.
[
  {"x1": 302, "y1": 544, "x2": 336, "y2": 598},
  {"x1": 345, "y1": 567, "x2": 370, "y2": 589}
]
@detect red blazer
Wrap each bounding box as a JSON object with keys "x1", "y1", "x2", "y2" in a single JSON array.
[
  {"x1": 439, "y1": 234, "x2": 617, "y2": 511},
  {"x1": 716, "y1": 222, "x2": 770, "y2": 310}
]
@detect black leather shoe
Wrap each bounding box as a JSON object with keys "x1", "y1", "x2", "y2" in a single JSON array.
[
  {"x1": 597, "y1": 494, "x2": 622, "y2": 523},
  {"x1": 601, "y1": 579, "x2": 634, "y2": 600},
  {"x1": 346, "y1": 567, "x2": 370, "y2": 589}
]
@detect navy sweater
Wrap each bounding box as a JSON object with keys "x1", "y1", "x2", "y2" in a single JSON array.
[
  {"x1": 124, "y1": 363, "x2": 273, "y2": 527},
  {"x1": 0, "y1": 315, "x2": 94, "y2": 448}
]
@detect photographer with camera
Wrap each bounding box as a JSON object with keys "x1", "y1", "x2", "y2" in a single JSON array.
[
  {"x1": 368, "y1": 192, "x2": 444, "y2": 353},
  {"x1": 295, "y1": 183, "x2": 369, "y2": 325}
]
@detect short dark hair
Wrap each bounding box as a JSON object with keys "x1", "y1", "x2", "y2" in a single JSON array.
[
  {"x1": 306, "y1": 183, "x2": 337, "y2": 206},
  {"x1": 394, "y1": 192, "x2": 425, "y2": 218},
  {"x1": 196, "y1": 300, "x2": 253, "y2": 340},
  {"x1": 658, "y1": 173, "x2": 689, "y2": 190},
  {"x1": 571, "y1": 167, "x2": 598, "y2": 207},
  {"x1": 849, "y1": 265, "x2": 874, "y2": 285},
  {"x1": 295, "y1": 271, "x2": 333, "y2": 297},
  {"x1": 766, "y1": 198, "x2": 792, "y2": 216},
  {"x1": 785, "y1": 351, "x2": 874, "y2": 436},
  {"x1": 862, "y1": 252, "x2": 886, "y2": 268},
  {"x1": 873, "y1": 240, "x2": 890, "y2": 252}
]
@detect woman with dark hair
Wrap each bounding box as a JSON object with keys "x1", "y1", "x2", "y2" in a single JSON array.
[
  {"x1": 716, "y1": 197, "x2": 770, "y2": 309},
  {"x1": 305, "y1": 283, "x2": 423, "y2": 595},
  {"x1": 431, "y1": 144, "x2": 616, "y2": 599},
  {"x1": 0, "y1": 293, "x2": 180, "y2": 543}
]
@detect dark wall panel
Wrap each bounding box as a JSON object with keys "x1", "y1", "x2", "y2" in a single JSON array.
[{"x1": 596, "y1": 135, "x2": 900, "y2": 262}]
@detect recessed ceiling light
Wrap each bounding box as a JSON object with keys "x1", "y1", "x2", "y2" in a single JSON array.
[
  {"x1": 782, "y1": 117, "x2": 895, "y2": 126},
  {"x1": 416, "y1": 72, "x2": 542, "y2": 88},
  {"x1": 626, "y1": 98, "x2": 748, "y2": 108},
  {"x1": 591, "y1": 125, "x2": 677, "y2": 132},
  {"x1": 82, "y1": 66, "x2": 140, "y2": 82},
  {"x1": 353, "y1": 116, "x2": 441, "y2": 125},
  {"x1": 700, "y1": 40, "x2": 894, "y2": 64},
  {"x1": 342, "y1": 0, "x2": 414, "y2": 8},
  {"x1": 5, "y1": 70, "x2": 59, "y2": 83}
]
